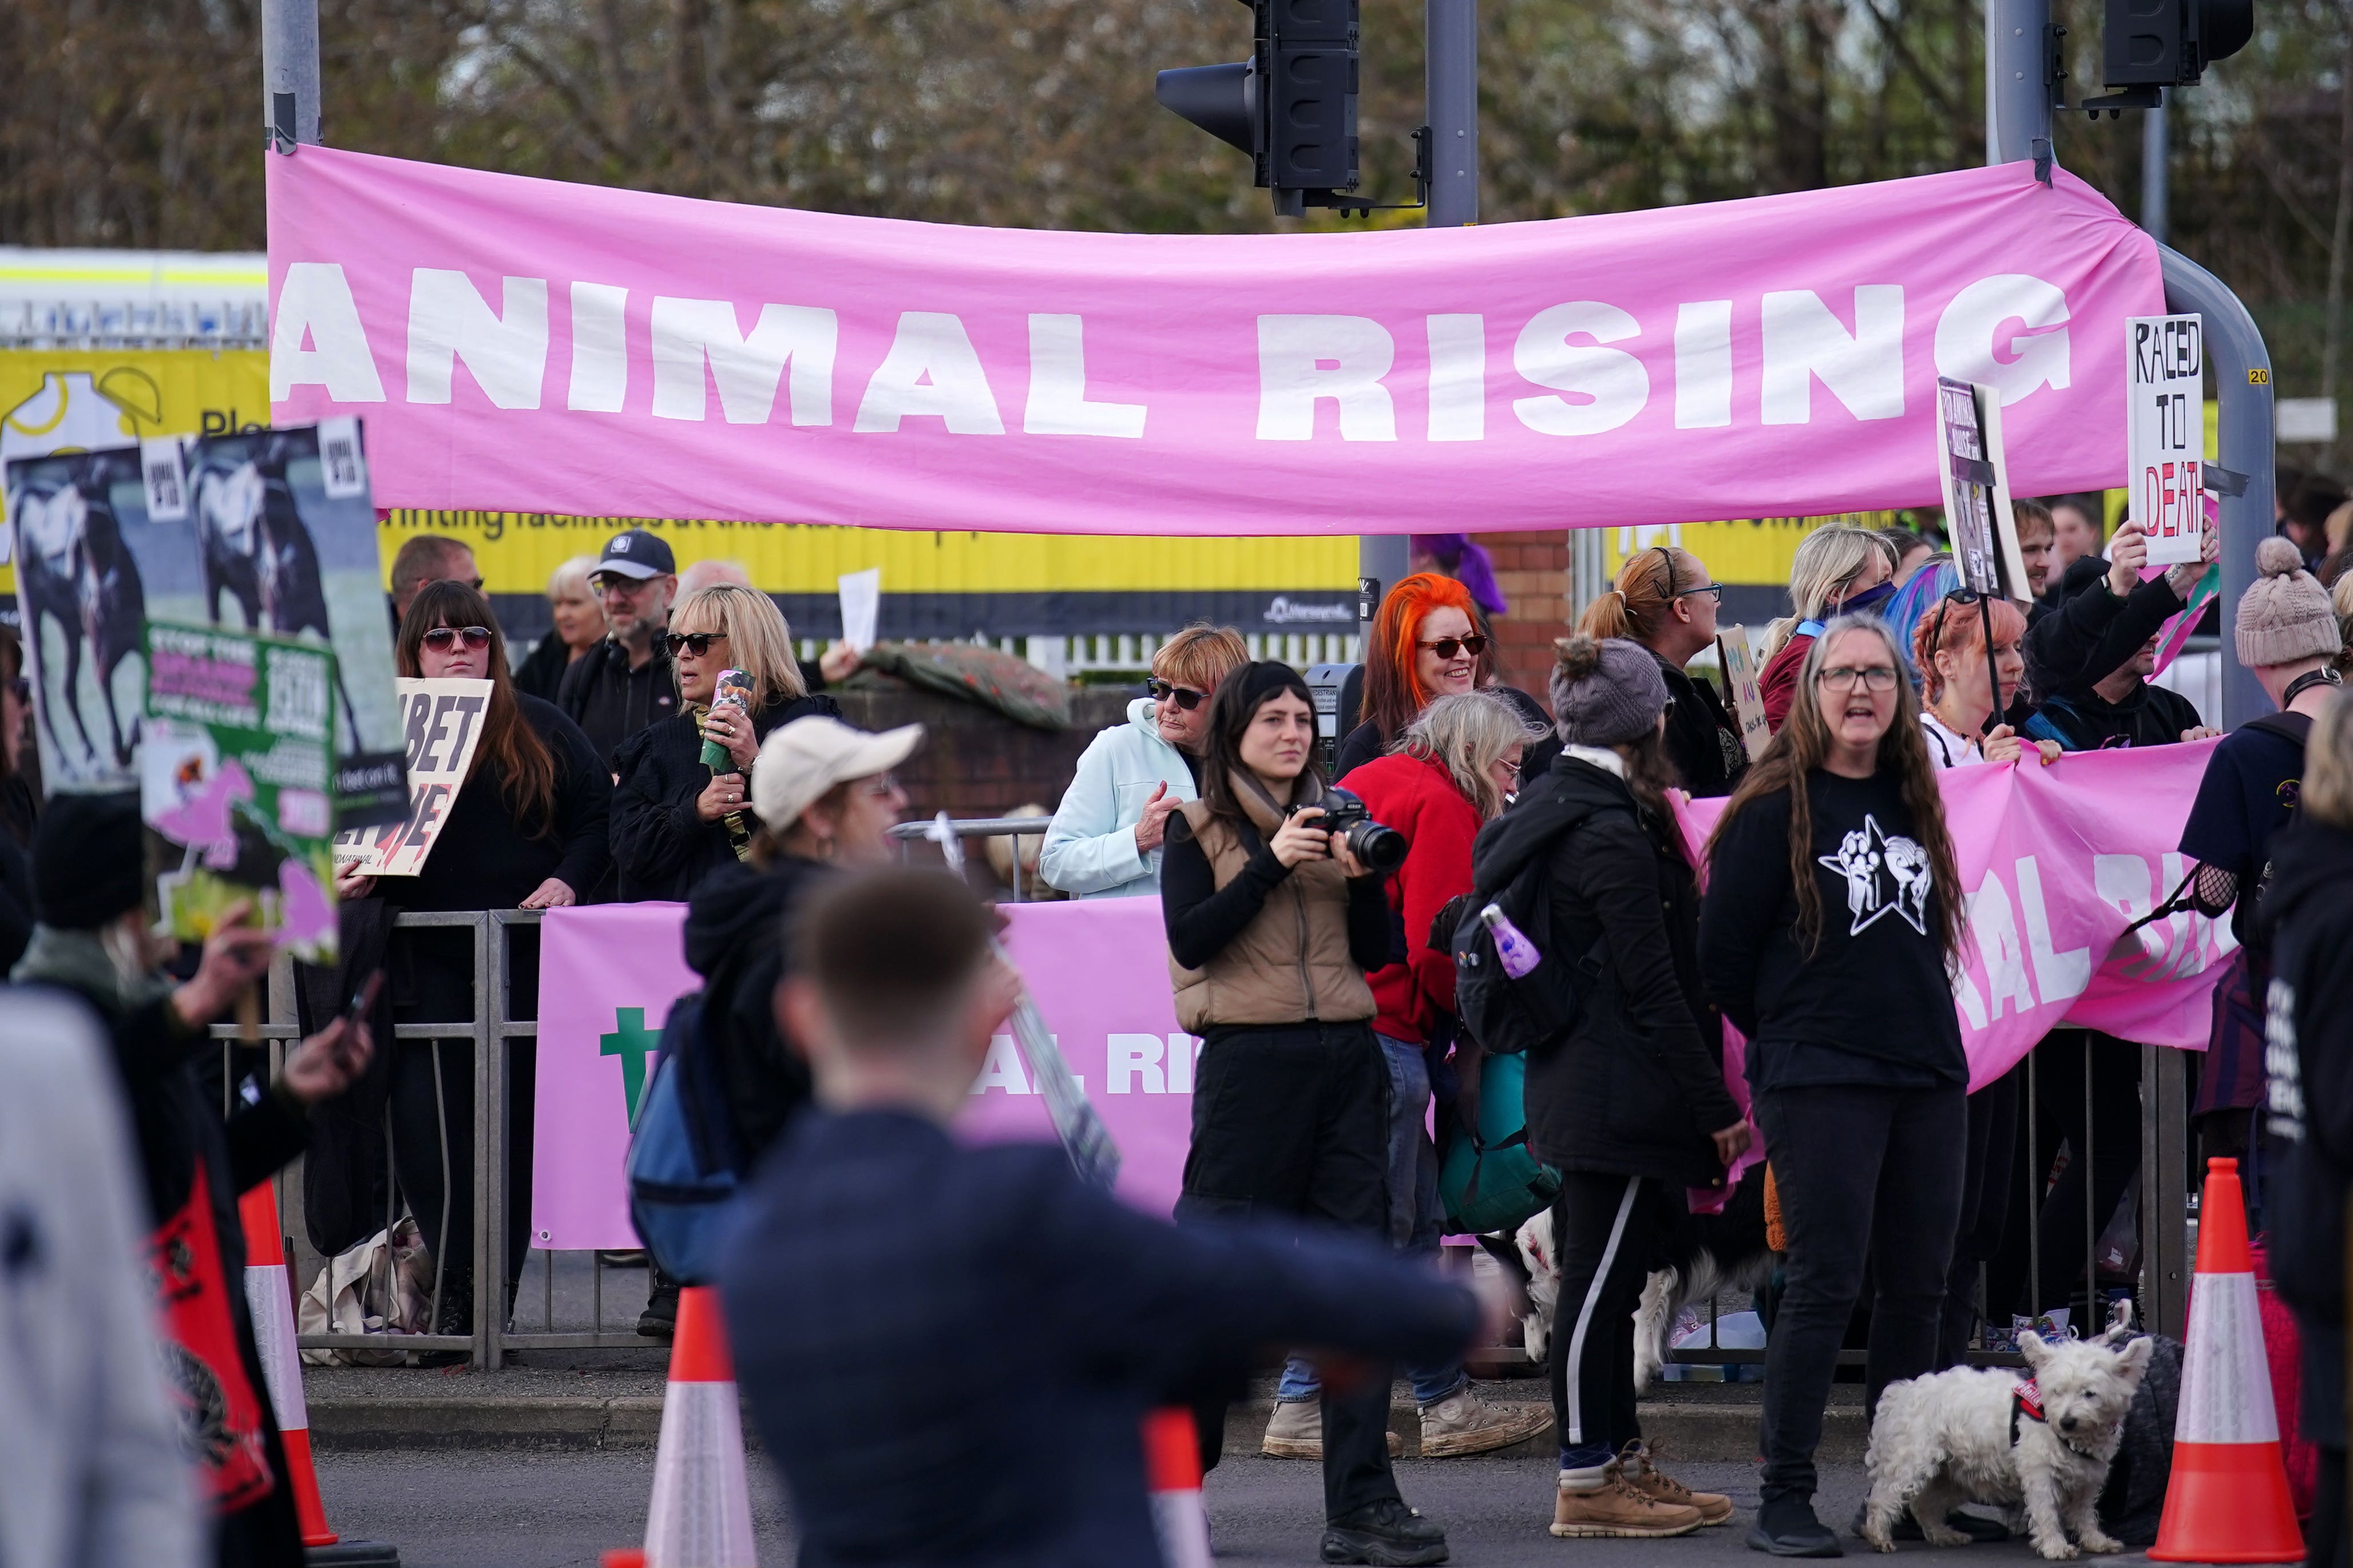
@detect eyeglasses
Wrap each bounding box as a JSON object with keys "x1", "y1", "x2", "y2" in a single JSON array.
[
  {"x1": 664, "y1": 631, "x2": 728, "y2": 657},
  {"x1": 592, "y1": 572, "x2": 659, "y2": 595},
  {"x1": 1417, "y1": 634, "x2": 1489, "y2": 660},
  {"x1": 1818, "y1": 664, "x2": 1900, "y2": 693},
  {"x1": 420, "y1": 626, "x2": 492, "y2": 653},
  {"x1": 1147, "y1": 678, "x2": 1209, "y2": 710},
  {"x1": 855, "y1": 772, "x2": 902, "y2": 799},
  {"x1": 1673, "y1": 583, "x2": 1724, "y2": 603}
]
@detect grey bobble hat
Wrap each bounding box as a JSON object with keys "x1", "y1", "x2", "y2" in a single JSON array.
[
  {"x1": 2237, "y1": 536, "x2": 2342, "y2": 668},
  {"x1": 1548, "y1": 634, "x2": 1669, "y2": 747}
]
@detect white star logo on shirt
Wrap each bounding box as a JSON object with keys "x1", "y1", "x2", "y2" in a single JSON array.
[{"x1": 1816, "y1": 812, "x2": 1932, "y2": 937}]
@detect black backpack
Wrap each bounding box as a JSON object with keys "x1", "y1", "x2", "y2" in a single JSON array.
[{"x1": 1448, "y1": 801, "x2": 1617, "y2": 1056}]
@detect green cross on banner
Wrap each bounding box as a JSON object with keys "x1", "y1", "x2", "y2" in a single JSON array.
[{"x1": 601, "y1": 1007, "x2": 661, "y2": 1130}]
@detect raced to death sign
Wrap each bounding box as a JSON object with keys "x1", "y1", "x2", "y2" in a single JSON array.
[
  {"x1": 267, "y1": 148, "x2": 2165, "y2": 535},
  {"x1": 2127, "y1": 314, "x2": 2205, "y2": 569},
  {"x1": 331, "y1": 676, "x2": 491, "y2": 876}
]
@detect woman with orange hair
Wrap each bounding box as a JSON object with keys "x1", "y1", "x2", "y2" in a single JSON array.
[
  {"x1": 1333, "y1": 574, "x2": 1556, "y2": 785},
  {"x1": 1910, "y1": 591, "x2": 2059, "y2": 771}
]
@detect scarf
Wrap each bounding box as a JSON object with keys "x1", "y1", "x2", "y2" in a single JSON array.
[{"x1": 11, "y1": 923, "x2": 172, "y2": 1017}]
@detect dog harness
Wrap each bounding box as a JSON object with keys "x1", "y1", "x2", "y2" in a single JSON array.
[{"x1": 2008, "y1": 1379, "x2": 2046, "y2": 1447}]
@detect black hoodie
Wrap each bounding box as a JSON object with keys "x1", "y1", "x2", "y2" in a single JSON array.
[
  {"x1": 2253, "y1": 817, "x2": 2353, "y2": 1448},
  {"x1": 2025, "y1": 554, "x2": 2188, "y2": 700},
  {"x1": 682, "y1": 854, "x2": 835, "y2": 1168},
  {"x1": 1476, "y1": 753, "x2": 1741, "y2": 1189}
]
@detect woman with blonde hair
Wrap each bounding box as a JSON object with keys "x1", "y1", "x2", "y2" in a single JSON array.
[
  {"x1": 1040, "y1": 624, "x2": 1249, "y2": 899},
  {"x1": 1579, "y1": 543, "x2": 1746, "y2": 796},
  {"x1": 1264, "y1": 690, "x2": 1552, "y2": 1463},
  {"x1": 514, "y1": 554, "x2": 604, "y2": 702},
  {"x1": 1757, "y1": 526, "x2": 1900, "y2": 731},
  {"x1": 611, "y1": 582, "x2": 841, "y2": 901}
]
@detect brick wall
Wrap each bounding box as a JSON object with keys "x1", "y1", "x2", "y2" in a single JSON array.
[
  {"x1": 1471, "y1": 530, "x2": 1574, "y2": 712},
  {"x1": 833, "y1": 685, "x2": 1133, "y2": 821}
]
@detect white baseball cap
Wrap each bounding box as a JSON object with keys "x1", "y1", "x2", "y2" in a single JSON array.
[{"x1": 751, "y1": 716, "x2": 924, "y2": 828}]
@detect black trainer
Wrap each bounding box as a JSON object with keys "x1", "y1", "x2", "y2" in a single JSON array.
[
  {"x1": 1320, "y1": 1499, "x2": 1449, "y2": 1566},
  {"x1": 637, "y1": 1281, "x2": 678, "y2": 1340},
  {"x1": 1749, "y1": 1491, "x2": 1842, "y2": 1557}
]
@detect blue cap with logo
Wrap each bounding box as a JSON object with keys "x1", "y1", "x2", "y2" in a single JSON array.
[{"x1": 596, "y1": 528, "x2": 676, "y2": 581}]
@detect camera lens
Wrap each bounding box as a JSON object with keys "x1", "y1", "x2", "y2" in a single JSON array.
[{"x1": 1349, "y1": 821, "x2": 1408, "y2": 875}]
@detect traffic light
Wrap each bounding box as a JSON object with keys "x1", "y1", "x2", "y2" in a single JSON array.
[
  {"x1": 1156, "y1": 0, "x2": 1361, "y2": 216},
  {"x1": 2089, "y1": 0, "x2": 2253, "y2": 108}
]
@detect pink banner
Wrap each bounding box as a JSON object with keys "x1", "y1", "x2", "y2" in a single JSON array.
[
  {"x1": 268, "y1": 147, "x2": 2159, "y2": 536},
  {"x1": 1674, "y1": 741, "x2": 2232, "y2": 1095},
  {"x1": 529, "y1": 898, "x2": 1198, "y2": 1249}
]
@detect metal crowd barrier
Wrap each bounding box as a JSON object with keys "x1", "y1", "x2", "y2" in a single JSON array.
[{"x1": 228, "y1": 828, "x2": 2197, "y2": 1374}]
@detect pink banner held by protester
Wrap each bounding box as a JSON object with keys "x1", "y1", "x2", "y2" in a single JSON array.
[
  {"x1": 1675, "y1": 740, "x2": 2234, "y2": 1095},
  {"x1": 268, "y1": 147, "x2": 2159, "y2": 537}
]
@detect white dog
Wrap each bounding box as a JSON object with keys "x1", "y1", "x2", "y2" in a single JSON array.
[{"x1": 1861, "y1": 1323, "x2": 2153, "y2": 1560}]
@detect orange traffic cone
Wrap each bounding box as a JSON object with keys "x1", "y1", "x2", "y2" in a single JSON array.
[
  {"x1": 1144, "y1": 1408, "x2": 1211, "y2": 1568},
  {"x1": 2148, "y1": 1157, "x2": 2306, "y2": 1563},
  {"x1": 644, "y1": 1287, "x2": 758, "y2": 1568},
  {"x1": 236, "y1": 1182, "x2": 401, "y2": 1566}
]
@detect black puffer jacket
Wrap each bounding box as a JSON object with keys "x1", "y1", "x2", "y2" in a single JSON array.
[
  {"x1": 682, "y1": 853, "x2": 835, "y2": 1169},
  {"x1": 1654, "y1": 650, "x2": 1748, "y2": 799},
  {"x1": 1482, "y1": 753, "x2": 1742, "y2": 1190}
]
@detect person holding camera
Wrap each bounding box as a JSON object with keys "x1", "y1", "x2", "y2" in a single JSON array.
[
  {"x1": 1265, "y1": 690, "x2": 1552, "y2": 1463},
  {"x1": 1161, "y1": 661, "x2": 1449, "y2": 1567}
]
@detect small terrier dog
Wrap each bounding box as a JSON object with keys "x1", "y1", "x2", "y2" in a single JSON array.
[{"x1": 1861, "y1": 1315, "x2": 2153, "y2": 1560}]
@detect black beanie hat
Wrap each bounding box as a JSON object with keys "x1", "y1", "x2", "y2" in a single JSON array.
[
  {"x1": 1227, "y1": 659, "x2": 1313, "y2": 713},
  {"x1": 33, "y1": 792, "x2": 146, "y2": 931}
]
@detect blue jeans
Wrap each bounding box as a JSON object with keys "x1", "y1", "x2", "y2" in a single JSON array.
[{"x1": 1278, "y1": 1032, "x2": 1468, "y2": 1409}]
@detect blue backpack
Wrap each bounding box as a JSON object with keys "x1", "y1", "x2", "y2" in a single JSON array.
[{"x1": 624, "y1": 994, "x2": 746, "y2": 1285}]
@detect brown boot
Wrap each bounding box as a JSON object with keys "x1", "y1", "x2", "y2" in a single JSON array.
[
  {"x1": 1549, "y1": 1461, "x2": 1704, "y2": 1538},
  {"x1": 1259, "y1": 1399, "x2": 1404, "y2": 1459},
  {"x1": 1617, "y1": 1440, "x2": 1733, "y2": 1525}
]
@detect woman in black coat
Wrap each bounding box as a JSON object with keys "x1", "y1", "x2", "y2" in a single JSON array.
[
  {"x1": 1494, "y1": 636, "x2": 1748, "y2": 1538},
  {"x1": 609, "y1": 583, "x2": 841, "y2": 902},
  {"x1": 340, "y1": 581, "x2": 613, "y2": 1339},
  {"x1": 1575, "y1": 544, "x2": 1750, "y2": 798}
]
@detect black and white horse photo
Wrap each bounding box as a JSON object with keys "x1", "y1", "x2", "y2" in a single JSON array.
[{"x1": 12, "y1": 457, "x2": 147, "y2": 773}]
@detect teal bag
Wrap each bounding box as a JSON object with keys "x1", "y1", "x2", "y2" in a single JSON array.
[{"x1": 1438, "y1": 1050, "x2": 1560, "y2": 1235}]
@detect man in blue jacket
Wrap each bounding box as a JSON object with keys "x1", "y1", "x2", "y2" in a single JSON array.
[{"x1": 721, "y1": 867, "x2": 1491, "y2": 1568}]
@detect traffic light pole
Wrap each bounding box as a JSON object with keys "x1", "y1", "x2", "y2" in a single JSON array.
[
  {"x1": 1361, "y1": 0, "x2": 1480, "y2": 622},
  {"x1": 1985, "y1": 0, "x2": 2267, "y2": 727},
  {"x1": 263, "y1": 0, "x2": 322, "y2": 150}
]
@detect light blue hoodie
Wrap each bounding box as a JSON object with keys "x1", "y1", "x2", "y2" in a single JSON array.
[{"x1": 1039, "y1": 697, "x2": 1197, "y2": 898}]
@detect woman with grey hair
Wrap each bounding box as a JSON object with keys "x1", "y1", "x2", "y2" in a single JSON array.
[
  {"x1": 1263, "y1": 689, "x2": 1551, "y2": 1462},
  {"x1": 1758, "y1": 526, "x2": 1902, "y2": 730},
  {"x1": 514, "y1": 554, "x2": 604, "y2": 702}
]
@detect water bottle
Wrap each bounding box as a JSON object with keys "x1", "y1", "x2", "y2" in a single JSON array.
[{"x1": 1479, "y1": 903, "x2": 1542, "y2": 979}]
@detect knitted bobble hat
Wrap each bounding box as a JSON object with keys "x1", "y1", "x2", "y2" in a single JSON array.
[
  {"x1": 2236, "y1": 536, "x2": 2342, "y2": 668},
  {"x1": 1548, "y1": 634, "x2": 1668, "y2": 747}
]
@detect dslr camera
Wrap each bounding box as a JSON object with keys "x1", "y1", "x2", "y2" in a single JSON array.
[{"x1": 1296, "y1": 787, "x2": 1406, "y2": 874}]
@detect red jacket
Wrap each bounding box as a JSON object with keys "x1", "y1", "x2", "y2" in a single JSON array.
[
  {"x1": 1757, "y1": 631, "x2": 1817, "y2": 732},
  {"x1": 1344, "y1": 752, "x2": 1481, "y2": 1044}
]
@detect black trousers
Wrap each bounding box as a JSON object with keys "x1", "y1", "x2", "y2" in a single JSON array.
[
  {"x1": 1986, "y1": 1030, "x2": 2140, "y2": 1320},
  {"x1": 1752, "y1": 1081, "x2": 1966, "y2": 1499},
  {"x1": 1548, "y1": 1172, "x2": 1661, "y2": 1470},
  {"x1": 1938, "y1": 1065, "x2": 2021, "y2": 1367},
  {"x1": 1175, "y1": 1020, "x2": 1396, "y2": 1522},
  {"x1": 386, "y1": 927, "x2": 536, "y2": 1304}
]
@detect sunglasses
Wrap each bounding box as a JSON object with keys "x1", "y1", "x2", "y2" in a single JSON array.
[
  {"x1": 855, "y1": 771, "x2": 903, "y2": 799},
  {"x1": 421, "y1": 625, "x2": 492, "y2": 653},
  {"x1": 1417, "y1": 634, "x2": 1489, "y2": 660},
  {"x1": 1147, "y1": 678, "x2": 1209, "y2": 711},
  {"x1": 1919, "y1": 587, "x2": 1986, "y2": 669},
  {"x1": 664, "y1": 631, "x2": 728, "y2": 657},
  {"x1": 592, "y1": 572, "x2": 660, "y2": 595}
]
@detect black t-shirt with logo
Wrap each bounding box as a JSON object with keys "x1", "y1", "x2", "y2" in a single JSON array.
[{"x1": 1698, "y1": 767, "x2": 1968, "y2": 1091}]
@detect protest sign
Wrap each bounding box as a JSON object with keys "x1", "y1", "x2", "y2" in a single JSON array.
[
  {"x1": 530, "y1": 749, "x2": 2231, "y2": 1248},
  {"x1": 140, "y1": 622, "x2": 339, "y2": 961},
  {"x1": 3, "y1": 422, "x2": 407, "y2": 829},
  {"x1": 838, "y1": 567, "x2": 880, "y2": 653},
  {"x1": 331, "y1": 677, "x2": 492, "y2": 876},
  {"x1": 270, "y1": 148, "x2": 2160, "y2": 536},
  {"x1": 185, "y1": 423, "x2": 408, "y2": 825},
  {"x1": 1716, "y1": 626, "x2": 1771, "y2": 761},
  {"x1": 2127, "y1": 314, "x2": 2206, "y2": 569},
  {"x1": 1933, "y1": 377, "x2": 2027, "y2": 598}
]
